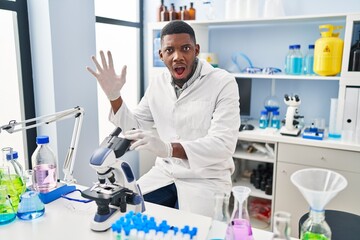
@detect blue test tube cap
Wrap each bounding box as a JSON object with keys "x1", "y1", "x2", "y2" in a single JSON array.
[{"x1": 6, "y1": 151, "x2": 18, "y2": 160}]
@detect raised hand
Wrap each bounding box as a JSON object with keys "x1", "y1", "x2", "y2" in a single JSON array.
[{"x1": 87, "y1": 50, "x2": 127, "y2": 101}]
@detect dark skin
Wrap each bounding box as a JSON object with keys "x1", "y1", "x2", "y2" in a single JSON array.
[{"x1": 110, "y1": 33, "x2": 200, "y2": 159}]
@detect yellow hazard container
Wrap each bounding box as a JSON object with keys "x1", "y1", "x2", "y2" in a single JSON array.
[{"x1": 314, "y1": 24, "x2": 344, "y2": 76}]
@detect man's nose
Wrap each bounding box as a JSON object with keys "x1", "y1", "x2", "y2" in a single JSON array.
[{"x1": 173, "y1": 50, "x2": 184, "y2": 61}]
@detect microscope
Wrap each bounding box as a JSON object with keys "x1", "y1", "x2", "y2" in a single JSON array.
[
  {"x1": 81, "y1": 127, "x2": 145, "y2": 232},
  {"x1": 280, "y1": 94, "x2": 304, "y2": 136}
]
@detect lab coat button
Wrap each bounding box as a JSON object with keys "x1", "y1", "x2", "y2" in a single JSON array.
[{"x1": 175, "y1": 135, "x2": 180, "y2": 139}]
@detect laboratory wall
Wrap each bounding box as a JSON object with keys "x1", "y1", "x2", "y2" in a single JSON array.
[
  {"x1": 27, "y1": 0, "x2": 99, "y2": 186},
  {"x1": 144, "y1": 0, "x2": 360, "y2": 126}
]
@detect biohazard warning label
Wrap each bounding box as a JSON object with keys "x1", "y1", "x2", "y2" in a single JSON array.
[{"x1": 323, "y1": 46, "x2": 331, "y2": 53}]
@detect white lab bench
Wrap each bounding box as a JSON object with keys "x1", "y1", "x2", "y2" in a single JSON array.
[{"x1": 0, "y1": 185, "x2": 284, "y2": 240}]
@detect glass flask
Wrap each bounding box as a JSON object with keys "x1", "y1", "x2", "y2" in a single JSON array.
[
  {"x1": 17, "y1": 191, "x2": 45, "y2": 220},
  {"x1": 0, "y1": 185, "x2": 16, "y2": 225},
  {"x1": 2, "y1": 147, "x2": 26, "y2": 197},
  {"x1": 228, "y1": 186, "x2": 253, "y2": 240},
  {"x1": 300, "y1": 209, "x2": 331, "y2": 240},
  {"x1": 0, "y1": 166, "x2": 20, "y2": 211},
  {"x1": 272, "y1": 211, "x2": 291, "y2": 240}
]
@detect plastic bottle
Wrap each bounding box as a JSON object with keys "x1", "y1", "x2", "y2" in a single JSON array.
[
  {"x1": 259, "y1": 110, "x2": 268, "y2": 129},
  {"x1": 189, "y1": 2, "x2": 196, "y2": 20},
  {"x1": 31, "y1": 136, "x2": 57, "y2": 193},
  {"x1": 304, "y1": 44, "x2": 315, "y2": 75},
  {"x1": 290, "y1": 44, "x2": 303, "y2": 75},
  {"x1": 271, "y1": 111, "x2": 281, "y2": 129},
  {"x1": 285, "y1": 45, "x2": 294, "y2": 74}
]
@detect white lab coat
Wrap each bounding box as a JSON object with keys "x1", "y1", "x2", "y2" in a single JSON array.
[{"x1": 109, "y1": 59, "x2": 240, "y2": 217}]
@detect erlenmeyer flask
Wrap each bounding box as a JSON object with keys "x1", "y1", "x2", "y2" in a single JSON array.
[
  {"x1": 0, "y1": 166, "x2": 20, "y2": 211},
  {"x1": 300, "y1": 210, "x2": 331, "y2": 240},
  {"x1": 0, "y1": 185, "x2": 16, "y2": 225},
  {"x1": 228, "y1": 186, "x2": 253, "y2": 240},
  {"x1": 17, "y1": 191, "x2": 45, "y2": 220}
]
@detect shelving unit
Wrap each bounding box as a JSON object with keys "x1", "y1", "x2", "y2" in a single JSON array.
[{"x1": 147, "y1": 12, "x2": 360, "y2": 236}]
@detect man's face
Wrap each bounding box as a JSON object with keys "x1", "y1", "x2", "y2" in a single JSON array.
[{"x1": 159, "y1": 33, "x2": 200, "y2": 82}]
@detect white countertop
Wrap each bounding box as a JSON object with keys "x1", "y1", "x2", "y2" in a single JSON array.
[
  {"x1": 238, "y1": 127, "x2": 360, "y2": 152},
  {"x1": 0, "y1": 186, "x2": 283, "y2": 240}
]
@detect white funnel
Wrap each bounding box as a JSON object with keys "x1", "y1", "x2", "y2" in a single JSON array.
[
  {"x1": 232, "y1": 186, "x2": 251, "y2": 205},
  {"x1": 291, "y1": 168, "x2": 347, "y2": 211}
]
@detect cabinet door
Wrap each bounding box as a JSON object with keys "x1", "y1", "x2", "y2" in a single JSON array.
[{"x1": 275, "y1": 162, "x2": 360, "y2": 238}]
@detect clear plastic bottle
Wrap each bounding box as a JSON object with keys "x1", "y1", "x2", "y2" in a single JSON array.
[
  {"x1": 304, "y1": 44, "x2": 315, "y2": 75},
  {"x1": 31, "y1": 136, "x2": 57, "y2": 193},
  {"x1": 290, "y1": 44, "x2": 303, "y2": 75},
  {"x1": 271, "y1": 111, "x2": 281, "y2": 129},
  {"x1": 285, "y1": 45, "x2": 294, "y2": 74},
  {"x1": 259, "y1": 110, "x2": 268, "y2": 129}
]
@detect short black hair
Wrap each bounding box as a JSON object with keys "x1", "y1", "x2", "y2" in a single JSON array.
[{"x1": 160, "y1": 20, "x2": 196, "y2": 44}]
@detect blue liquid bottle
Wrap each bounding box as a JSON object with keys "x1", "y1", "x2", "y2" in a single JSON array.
[
  {"x1": 271, "y1": 111, "x2": 281, "y2": 129},
  {"x1": 290, "y1": 44, "x2": 303, "y2": 75},
  {"x1": 304, "y1": 44, "x2": 315, "y2": 75},
  {"x1": 259, "y1": 110, "x2": 268, "y2": 129},
  {"x1": 285, "y1": 45, "x2": 294, "y2": 74}
]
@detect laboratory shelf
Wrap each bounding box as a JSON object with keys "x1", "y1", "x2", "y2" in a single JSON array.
[
  {"x1": 233, "y1": 149, "x2": 274, "y2": 163},
  {"x1": 232, "y1": 178, "x2": 273, "y2": 200},
  {"x1": 232, "y1": 73, "x2": 341, "y2": 81}
]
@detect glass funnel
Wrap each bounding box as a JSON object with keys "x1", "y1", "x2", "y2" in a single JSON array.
[
  {"x1": 228, "y1": 186, "x2": 254, "y2": 240},
  {"x1": 0, "y1": 185, "x2": 16, "y2": 225},
  {"x1": 291, "y1": 168, "x2": 348, "y2": 240}
]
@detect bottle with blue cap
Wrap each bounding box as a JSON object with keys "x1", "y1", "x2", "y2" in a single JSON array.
[
  {"x1": 31, "y1": 135, "x2": 57, "y2": 192},
  {"x1": 259, "y1": 110, "x2": 268, "y2": 129},
  {"x1": 304, "y1": 44, "x2": 315, "y2": 75},
  {"x1": 270, "y1": 111, "x2": 281, "y2": 129}
]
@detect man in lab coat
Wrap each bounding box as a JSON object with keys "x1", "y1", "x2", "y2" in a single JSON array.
[{"x1": 87, "y1": 20, "x2": 240, "y2": 217}]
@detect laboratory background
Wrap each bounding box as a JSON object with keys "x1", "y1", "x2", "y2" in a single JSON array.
[{"x1": 1, "y1": 0, "x2": 360, "y2": 239}]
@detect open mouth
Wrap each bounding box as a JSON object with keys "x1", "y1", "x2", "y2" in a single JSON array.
[{"x1": 174, "y1": 66, "x2": 186, "y2": 78}]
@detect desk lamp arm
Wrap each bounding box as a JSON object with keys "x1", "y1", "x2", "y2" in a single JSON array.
[{"x1": 0, "y1": 106, "x2": 84, "y2": 183}]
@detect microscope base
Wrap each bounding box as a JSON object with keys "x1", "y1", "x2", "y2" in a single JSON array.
[
  {"x1": 90, "y1": 204, "x2": 141, "y2": 232},
  {"x1": 280, "y1": 126, "x2": 301, "y2": 137}
]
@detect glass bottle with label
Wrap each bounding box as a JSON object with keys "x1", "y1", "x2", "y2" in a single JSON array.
[{"x1": 31, "y1": 136, "x2": 57, "y2": 193}]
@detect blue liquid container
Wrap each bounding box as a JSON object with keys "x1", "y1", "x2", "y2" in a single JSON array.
[
  {"x1": 285, "y1": 45, "x2": 294, "y2": 74},
  {"x1": 271, "y1": 111, "x2": 281, "y2": 129},
  {"x1": 290, "y1": 44, "x2": 303, "y2": 75},
  {"x1": 304, "y1": 44, "x2": 315, "y2": 75},
  {"x1": 259, "y1": 110, "x2": 268, "y2": 129},
  {"x1": 16, "y1": 191, "x2": 45, "y2": 220}
]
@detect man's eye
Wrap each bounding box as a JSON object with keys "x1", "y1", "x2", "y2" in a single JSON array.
[
  {"x1": 183, "y1": 46, "x2": 190, "y2": 51},
  {"x1": 165, "y1": 49, "x2": 173, "y2": 53}
]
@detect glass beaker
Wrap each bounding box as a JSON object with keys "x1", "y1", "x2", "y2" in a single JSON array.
[
  {"x1": 272, "y1": 211, "x2": 291, "y2": 240},
  {"x1": 0, "y1": 185, "x2": 16, "y2": 225},
  {"x1": 0, "y1": 166, "x2": 20, "y2": 211},
  {"x1": 17, "y1": 191, "x2": 45, "y2": 220},
  {"x1": 213, "y1": 192, "x2": 231, "y2": 223},
  {"x1": 228, "y1": 186, "x2": 253, "y2": 240}
]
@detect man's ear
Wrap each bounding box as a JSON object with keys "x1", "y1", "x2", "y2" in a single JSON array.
[
  {"x1": 195, "y1": 44, "x2": 200, "y2": 56},
  {"x1": 159, "y1": 49, "x2": 163, "y2": 61}
]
